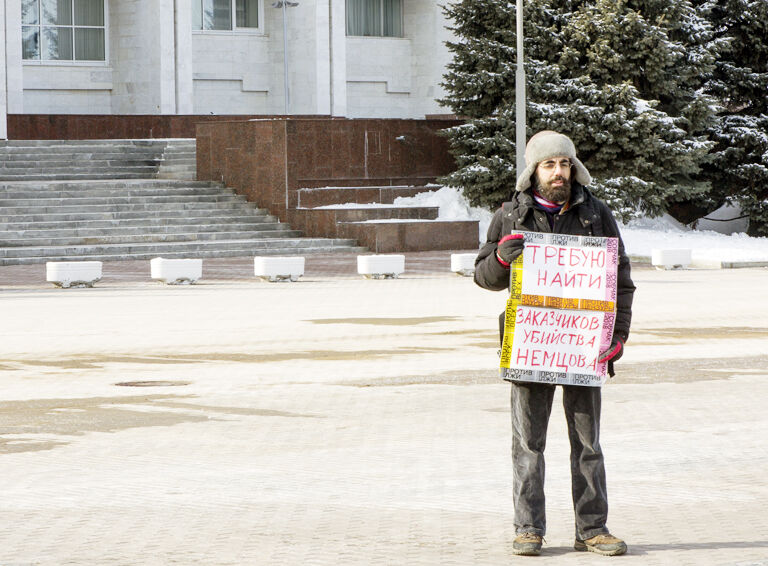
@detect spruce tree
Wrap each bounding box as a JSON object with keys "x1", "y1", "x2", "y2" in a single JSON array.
[
  {"x1": 440, "y1": 0, "x2": 719, "y2": 220},
  {"x1": 696, "y1": 0, "x2": 768, "y2": 234},
  {"x1": 439, "y1": 1, "x2": 519, "y2": 209}
]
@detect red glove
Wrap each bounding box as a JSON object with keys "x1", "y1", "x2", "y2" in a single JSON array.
[
  {"x1": 496, "y1": 234, "x2": 525, "y2": 267},
  {"x1": 598, "y1": 337, "x2": 624, "y2": 364}
]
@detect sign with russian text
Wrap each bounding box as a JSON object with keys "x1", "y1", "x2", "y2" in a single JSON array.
[{"x1": 500, "y1": 232, "x2": 619, "y2": 387}]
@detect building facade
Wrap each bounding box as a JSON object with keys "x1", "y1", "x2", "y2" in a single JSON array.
[{"x1": 1, "y1": 0, "x2": 455, "y2": 139}]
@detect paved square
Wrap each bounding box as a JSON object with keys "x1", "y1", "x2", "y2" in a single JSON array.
[{"x1": 1, "y1": 254, "x2": 767, "y2": 565}]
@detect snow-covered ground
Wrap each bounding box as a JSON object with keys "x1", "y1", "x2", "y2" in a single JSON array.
[{"x1": 394, "y1": 186, "x2": 768, "y2": 263}]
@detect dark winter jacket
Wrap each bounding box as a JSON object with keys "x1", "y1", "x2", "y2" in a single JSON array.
[{"x1": 474, "y1": 184, "x2": 635, "y2": 342}]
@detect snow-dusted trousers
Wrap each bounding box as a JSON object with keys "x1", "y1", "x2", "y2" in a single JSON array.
[{"x1": 510, "y1": 381, "x2": 610, "y2": 540}]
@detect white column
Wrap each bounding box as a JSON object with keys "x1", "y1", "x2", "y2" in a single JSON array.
[
  {"x1": 174, "y1": 0, "x2": 193, "y2": 114},
  {"x1": 281, "y1": 0, "x2": 313, "y2": 114},
  {"x1": 4, "y1": 0, "x2": 23, "y2": 116},
  {"x1": 159, "y1": 0, "x2": 177, "y2": 113},
  {"x1": 329, "y1": 0, "x2": 346, "y2": 117},
  {"x1": 407, "y1": 0, "x2": 432, "y2": 118},
  {"x1": 278, "y1": 0, "x2": 343, "y2": 116},
  {"x1": 314, "y1": 0, "x2": 331, "y2": 115},
  {"x1": 1, "y1": 0, "x2": 8, "y2": 139}
]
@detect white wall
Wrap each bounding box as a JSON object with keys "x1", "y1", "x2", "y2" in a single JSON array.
[
  {"x1": 21, "y1": 0, "x2": 188, "y2": 116},
  {"x1": 192, "y1": 33, "x2": 273, "y2": 114},
  {"x1": 345, "y1": 37, "x2": 411, "y2": 118},
  {"x1": 2, "y1": 0, "x2": 453, "y2": 122},
  {"x1": 110, "y1": 0, "x2": 178, "y2": 114},
  {"x1": 22, "y1": 67, "x2": 112, "y2": 113},
  {"x1": 344, "y1": 0, "x2": 454, "y2": 118},
  {"x1": 191, "y1": 0, "x2": 339, "y2": 116},
  {"x1": 19, "y1": 0, "x2": 113, "y2": 114},
  {"x1": 407, "y1": 0, "x2": 452, "y2": 117}
]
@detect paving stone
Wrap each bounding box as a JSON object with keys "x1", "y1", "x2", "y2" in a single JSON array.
[{"x1": 0, "y1": 259, "x2": 766, "y2": 565}]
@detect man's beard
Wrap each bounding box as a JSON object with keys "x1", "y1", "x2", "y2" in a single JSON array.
[{"x1": 535, "y1": 175, "x2": 571, "y2": 204}]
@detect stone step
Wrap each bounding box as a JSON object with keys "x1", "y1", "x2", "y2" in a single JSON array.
[
  {"x1": 0, "y1": 179, "x2": 218, "y2": 190},
  {"x1": 297, "y1": 185, "x2": 434, "y2": 208},
  {"x1": 157, "y1": 166, "x2": 197, "y2": 175},
  {"x1": 2, "y1": 215, "x2": 276, "y2": 230},
  {"x1": 0, "y1": 152, "x2": 165, "y2": 162},
  {"x1": 0, "y1": 139, "x2": 177, "y2": 147},
  {"x1": 158, "y1": 158, "x2": 196, "y2": 165},
  {"x1": 0, "y1": 173, "x2": 158, "y2": 182},
  {"x1": 156, "y1": 171, "x2": 197, "y2": 180},
  {"x1": 0, "y1": 221, "x2": 286, "y2": 239},
  {"x1": 0, "y1": 165, "x2": 158, "y2": 175},
  {"x1": 1, "y1": 200, "x2": 257, "y2": 215},
  {"x1": 0, "y1": 147, "x2": 167, "y2": 156},
  {"x1": 0, "y1": 209, "x2": 270, "y2": 224},
  {"x1": 0, "y1": 187, "x2": 230, "y2": 199},
  {"x1": 338, "y1": 219, "x2": 479, "y2": 253},
  {"x1": 0, "y1": 237, "x2": 364, "y2": 261},
  {"x1": 306, "y1": 205, "x2": 440, "y2": 222},
  {"x1": 0, "y1": 228, "x2": 303, "y2": 247},
  {"x1": 0, "y1": 159, "x2": 161, "y2": 169},
  {"x1": 0, "y1": 194, "x2": 248, "y2": 207}
]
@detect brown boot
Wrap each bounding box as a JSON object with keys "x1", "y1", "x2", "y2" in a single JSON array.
[
  {"x1": 574, "y1": 533, "x2": 627, "y2": 556},
  {"x1": 513, "y1": 532, "x2": 543, "y2": 556}
]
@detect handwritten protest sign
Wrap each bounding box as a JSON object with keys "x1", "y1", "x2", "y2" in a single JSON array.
[{"x1": 500, "y1": 232, "x2": 619, "y2": 387}]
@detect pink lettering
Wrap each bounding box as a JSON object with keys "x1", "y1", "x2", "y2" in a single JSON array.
[
  {"x1": 591, "y1": 250, "x2": 606, "y2": 268},
  {"x1": 544, "y1": 246, "x2": 557, "y2": 263}
]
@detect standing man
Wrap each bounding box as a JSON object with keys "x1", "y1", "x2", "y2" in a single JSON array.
[{"x1": 474, "y1": 131, "x2": 635, "y2": 556}]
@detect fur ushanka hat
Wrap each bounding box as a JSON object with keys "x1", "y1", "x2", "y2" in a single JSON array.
[{"x1": 514, "y1": 130, "x2": 592, "y2": 192}]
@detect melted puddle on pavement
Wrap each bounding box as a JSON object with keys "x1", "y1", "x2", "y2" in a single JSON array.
[
  {"x1": 630, "y1": 326, "x2": 768, "y2": 344},
  {"x1": 340, "y1": 355, "x2": 768, "y2": 387},
  {"x1": 341, "y1": 369, "x2": 499, "y2": 387},
  {"x1": 617, "y1": 354, "x2": 768, "y2": 383},
  {"x1": 308, "y1": 316, "x2": 459, "y2": 326},
  {"x1": 2, "y1": 347, "x2": 449, "y2": 371},
  {"x1": 0, "y1": 394, "x2": 319, "y2": 455}
]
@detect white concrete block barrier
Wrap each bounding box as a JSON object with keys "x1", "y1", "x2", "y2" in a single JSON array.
[
  {"x1": 254, "y1": 256, "x2": 305, "y2": 282},
  {"x1": 46, "y1": 261, "x2": 103, "y2": 288},
  {"x1": 651, "y1": 248, "x2": 692, "y2": 270},
  {"x1": 357, "y1": 254, "x2": 405, "y2": 279},
  {"x1": 450, "y1": 253, "x2": 477, "y2": 277},
  {"x1": 150, "y1": 258, "x2": 203, "y2": 285}
]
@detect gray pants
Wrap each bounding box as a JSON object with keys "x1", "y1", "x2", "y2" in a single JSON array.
[{"x1": 510, "y1": 381, "x2": 609, "y2": 540}]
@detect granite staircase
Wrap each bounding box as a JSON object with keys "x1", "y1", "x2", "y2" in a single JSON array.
[
  {"x1": 0, "y1": 140, "x2": 365, "y2": 265},
  {"x1": 0, "y1": 139, "x2": 198, "y2": 181}
]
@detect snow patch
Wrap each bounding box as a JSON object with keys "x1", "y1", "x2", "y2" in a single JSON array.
[
  {"x1": 621, "y1": 215, "x2": 768, "y2": 262},
  {"x1": 393, "y1": 186, "x2": 493, "y2": 243}
]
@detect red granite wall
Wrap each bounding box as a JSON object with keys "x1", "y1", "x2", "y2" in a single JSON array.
[
  {"x1": 6, "y1": 114, "x2": 319, "y2": 140},
  {"x1": 197, "y1": 119, "x2": 290, "y2": 219},
  {"x1": 195, "y1": 117, "x2": 459, "y2": 224}
]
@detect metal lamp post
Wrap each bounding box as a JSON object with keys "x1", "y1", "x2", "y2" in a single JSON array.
[
  {"x1": 272, "y1": 0, "x2": 299, "y2": 115},
  {"x1": 515, "y1": 0, "x2": 527, "y2": 174}
]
